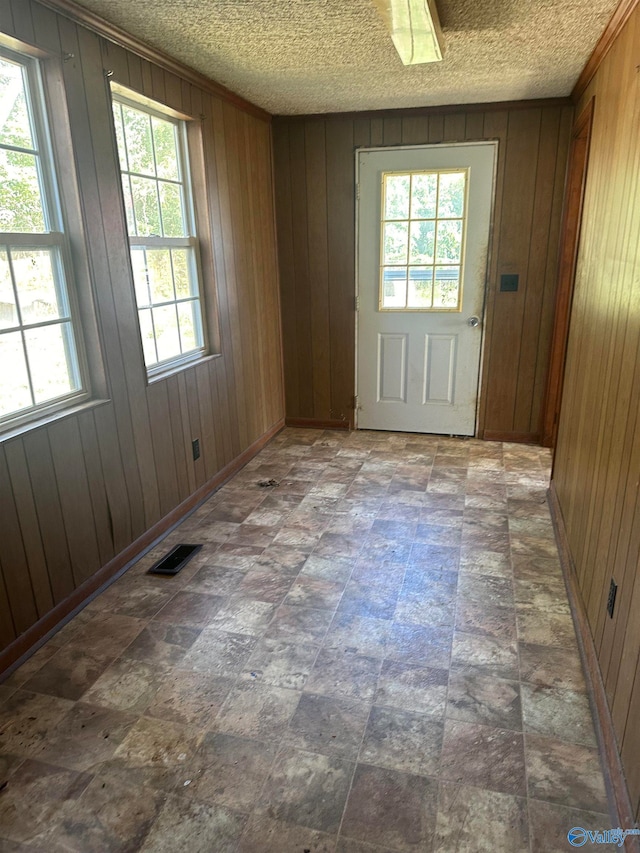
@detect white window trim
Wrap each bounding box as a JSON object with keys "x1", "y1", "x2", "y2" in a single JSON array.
[
  {"x1": 110, "y1": 85, "x2": 208, "y2": 378},
  {"x1": 0, "y1": 44, "x2": 91, "y2": 434}
]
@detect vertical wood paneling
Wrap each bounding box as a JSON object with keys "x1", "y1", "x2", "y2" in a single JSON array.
[
  {"x1": 326, "y1": 120, "x2": 356, "y2": 423},
  {"x1": 274, "y1": 102, "x2": 571, "y2": 435},
  {"x1": 0, "y1": 448, "x2": 38, "y2": 632},
  {"x1": 553, "y1": 4, "x2": 640, "y2": 817},
  {"x1": 305, "y1": 120, "x2": 331, "y2": 420},
  {"x1": 0, "y1": 0, "x2": 284, "y2": 664},
  {"x1": 4, "y1": 439, "x2": 54, "y2": 617}
]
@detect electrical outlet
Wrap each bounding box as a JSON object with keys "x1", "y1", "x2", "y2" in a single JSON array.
[
  {"x1": 192, "y1": 438, "x2": 200, "y2": 461},
  {"x1": 607, "y1": 579, "x2": 618, "y2": 619}
]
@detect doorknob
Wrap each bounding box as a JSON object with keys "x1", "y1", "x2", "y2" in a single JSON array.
[{"x1": 467, "y1": 316, "x2": 481, "y2": 327}]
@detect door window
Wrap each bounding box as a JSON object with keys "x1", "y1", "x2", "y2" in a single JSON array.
[{"x1": 380, "y1": 169, "x2": 467, "y2": 311}]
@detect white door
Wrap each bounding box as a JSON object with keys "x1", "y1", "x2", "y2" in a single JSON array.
[{"x1": 356, "y1": 143, "x2": 496, "y2": 435}]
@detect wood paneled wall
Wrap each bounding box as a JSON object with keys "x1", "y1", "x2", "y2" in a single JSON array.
[
  {"x1": 553, "y1": 3, "x2": 640, "y2": 819},
  {"x1": 273, "y1": 103, "x2": 573, "y2": 438},
  {"x1": 0, "y1": 0, "x2": 284, "y2": 665}
]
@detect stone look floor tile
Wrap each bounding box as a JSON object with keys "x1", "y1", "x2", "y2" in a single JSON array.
[
  {"x1": 360, "y1": 705, "x2": 444, "y2": 777},
  {"x1": 103, "y1": 716, "x2": 204, "y2": 794},
  {"x1": 240, "y1": 637, "x2": 319, "y2": 690},
  {"x1": 0, "y1": 758, "x2": 92, "y2": 845},
  {"x1": 341, "y1": 763, "x2": 438, "y2": 852},
  {"x1": 451, "y1": 631, "x2": 519, "y2": 679},
  {"x1": 304, "y1": 648, "x2": 382, "y2": 701},
  {"x1": 528, "y1": 799, "x2": 611, "y2": 853},
  {"x1": 214, "y1": 681, "x2": 300, "y2": 740},
  {"x1": 434, "y1": 782, "x2": 529, "y2": 852},
  {"x1": 81, "y1": 658, "x2": 170, "y2": 714},
  {"x1": 440, "y1": 719, "x2": 526, "y2": 796},
  {"x1": 145, "y1": 669, "x2": 234, "y2": 728},
  {"x1": 0, "y1": 690, "x2": 75, "y2": 757},
  {"x1": 186, "y1": 731, "x2": 277, "y2": 810},
  {"x1": 26, "y1": 702, "x2": 137, "y2": 771},
  {"x1": 447, "y1": 671, "x2": 522, "y2": 731},
  {"x1": 237, "y1": 814, "x2": 336, "y2": 853},
  {"x1": 375, "y1": 660, "x2": 448, "y2": 716},
  {"x1": 525, "y1": 734, "x2": 609, "y2": 812},
  {"x1": 521, "y1": 683, "x2": 597, "y2": 746},
  {"x1": 139, "y1": 794, "x2": 247, "y2": 852},
  {"x1": 42, "y1": 768, "x2": 166, "y2": 852},
  {"x1": 519, "y1": 642, "x2": 587, "y2": 691},
  {"x1": 284, "y1": 692, "x2": 370, "y2": 760},
  {"x1": 21, "y1": 645, "x2": 117, "y2": 702},
  {"x1": 0, "y1": 430, "x2": 609, "y2": 851},
  {"x1": 257, "y1": 746, "x2": 353, "y2": 833}
]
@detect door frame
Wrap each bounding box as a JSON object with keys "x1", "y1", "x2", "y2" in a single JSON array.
[
  {"x1": 542, "y1": 99, "x2": 595, "y2": 449},
  {"x1": 353, "y1": 141, "x2": 498, "y2": 434}
]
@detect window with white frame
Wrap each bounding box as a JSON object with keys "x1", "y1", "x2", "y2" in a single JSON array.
[
  {"x1": 0, "y1": 46, "x2": 87, "y2": 429},
  {"x1": 111, "y1": 88, "x2": 206, "y2": 374}
]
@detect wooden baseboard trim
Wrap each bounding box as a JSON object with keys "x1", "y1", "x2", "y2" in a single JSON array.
[
  {"x1": 0, "y1": 417, "x2": 285, "y2": 679},
  {"x1": 548, "y1": 482, "x2": 639, "y2": 843},
  {"x1": 285, "y1": 417, "x2": 350, "y2": 431},
  {"x1": 572, "y1": 0, "x2": 640, "y2": 102},
  {"x1": 482, "y1": 430, "x2": 541, "y2": 444}
]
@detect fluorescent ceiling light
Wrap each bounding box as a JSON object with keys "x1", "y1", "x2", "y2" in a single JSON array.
[{"x1": 373, "y1": 0, "x2": 445, "y2": 65}]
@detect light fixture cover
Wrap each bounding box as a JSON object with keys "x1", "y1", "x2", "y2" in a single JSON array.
[{"x1": 373, "y1": 0, "x2": 445, "y2": 65}]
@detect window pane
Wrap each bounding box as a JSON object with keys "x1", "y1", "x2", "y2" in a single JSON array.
[
  {"x1": 12, "y1": 249, "x2": 66, "y2": 322},
  {"x1": 24, "y1": 322, "x2": 79, "y2": 403},
  {"x1": 112, "y1": 103, "x2": 128, "y2": 172},
  {"x1": 130, "y1": 248, "x2": 151, "y2": 308},
  {"x1": 408, "y1": 267, "x2": 433, "y2": 308},
  {"x1": 130, "y1": 175, "x2": 161, "y2": 236},
  {"x1": 153, "y1": 304, "x2": 180, "y2": 362},
  {"x1": 411, "y1": 174, "x2": 437, "y2": 219},
  {"x1": 383, "y1": 222, "x2": 408, "y2": 265},
  {"x1": 0, "y1": 330, "x2": 31, "y2": 415},
  {"x1": 172, "y1": 249, "x2": 192, "y2": 298},
  {"x1": 159, "y1": 181, "x2": 185, "y2": 237},
  {"x1": 0, "y1": 149, "x2": 45, "y2": 232},
  {"x1": 0, "y1": 250, "x2": 17, "y2": 329},
  {"x1": 121, "y1": 175, "x2": 136, "y2": 234},
  {"x1": 409, "y1": 220, "x2": 435, "y2": 264},
  {"x1": 123, "y1": 105, "x2": 154, "y2": 176},
  {"x1": 146, "y1": 249, "x2": 174, "y2": 303},
  {"x1": 381, "y1": 268, "x2": 407, "y2": 308},
  {"x1": 434, "y1": 267, "x2": 460, "y2": 308},
  {"x1": 177, "y1": 300, "x2": 199, "y2": 352},
  {"x1": 384, "y1": 174, "x2": 410, "y2": 220},
  {"x1": 436, "y1": 219, "x2": 463, "y2": 264},
  {"x1": 438, "y1": 172, "x2": 465, "y2": 218},
  {"x1": 138, "y1": 308, "x2": 157, "y2": 366},
  {"x1": 0, "y1": 58, "x2": 34, "y2": 150},
  {"x1": 152, "y1": 116, "x2": 179, "y2": 181}
]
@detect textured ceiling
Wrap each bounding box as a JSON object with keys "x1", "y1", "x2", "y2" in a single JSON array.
[{"x1": 69, "y1": 0, "x2": 618, "y2": 114}]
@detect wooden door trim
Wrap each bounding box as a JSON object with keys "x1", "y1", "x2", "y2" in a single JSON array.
[{"x1": 542, "y1": 99, "x2": 594, "y2": 448}]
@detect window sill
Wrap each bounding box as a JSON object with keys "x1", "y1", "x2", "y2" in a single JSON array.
[
  {"x1": 0, "y1": 397, "x2": 112, "y2": 444},
  {"x1": 146, "y1": 352, "x2": 222, "y2": 385}
]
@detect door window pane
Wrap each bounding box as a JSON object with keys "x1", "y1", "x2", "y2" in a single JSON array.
[
  {"x1": 380, "y1": 169, "x2": 467, "y2": 311},
  {"x1": 408, "y1": 267, "x2": 433, "y2": 308},
  {"x1": 382, "y1": 268, "x2": 407, "y2": 308},
  {"x1": 384, "y1": 174, "x2": 410, "y2": 220}
]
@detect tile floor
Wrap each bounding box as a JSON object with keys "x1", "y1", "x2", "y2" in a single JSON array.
[{"x1": 0, "y1": 428, "x2": 611, "y2": 852}]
